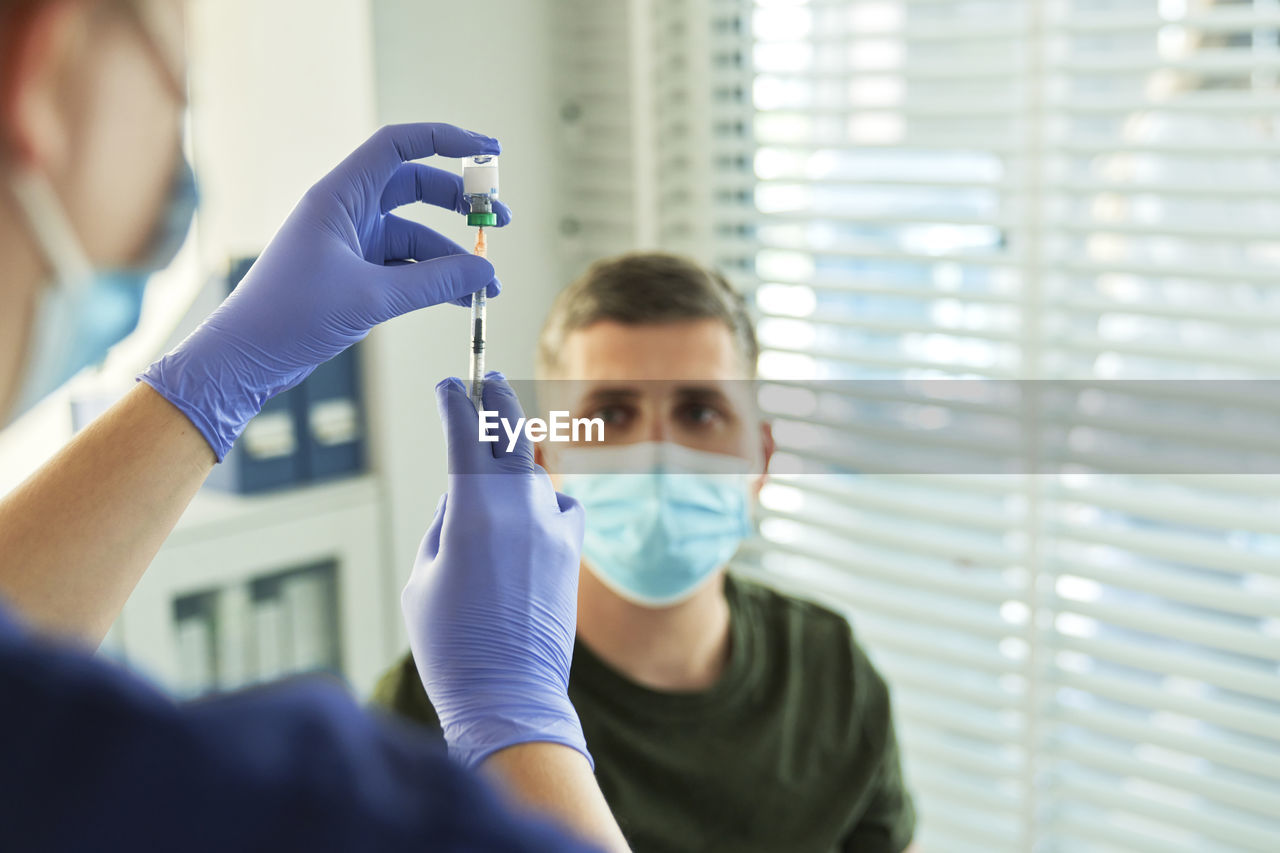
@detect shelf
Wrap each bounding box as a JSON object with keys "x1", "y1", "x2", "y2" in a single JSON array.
[
  {"x1": 117, "y1": 473, "x2": 392, "y2": 698},
  {"x1": 170, "y1": 475, "x2": 381, "y2": 547}
]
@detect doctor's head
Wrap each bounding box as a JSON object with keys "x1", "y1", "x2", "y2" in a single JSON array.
[
  {"x1": 0, "y1": 0, "x2": 188, "y2": 422},
  {"x1": 535, "y1": 252, "x2": 773, "y2": 608}
]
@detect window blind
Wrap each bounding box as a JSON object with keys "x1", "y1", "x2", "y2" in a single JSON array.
[
  {"x1": 555, "y1": 0, "x2": 757, "y2": 272},
  {"x1": 554, "y1": 1, "x2": 1280, "y2": 850}
]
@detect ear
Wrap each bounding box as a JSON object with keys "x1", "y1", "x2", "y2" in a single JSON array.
[
  {"x1": 752, "y1": 420, "x2": 775, "y2": 498},
  {"x1": 0, "y1": 0, "x2": 80, "y2": 170}
]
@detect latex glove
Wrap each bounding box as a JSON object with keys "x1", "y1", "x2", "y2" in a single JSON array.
[
  {"x1": 140, "y1": 123, "x2": 513, "y2": 461},
  {"x1": 403, "y1": 372, "x2": 590, "y2": 770}
]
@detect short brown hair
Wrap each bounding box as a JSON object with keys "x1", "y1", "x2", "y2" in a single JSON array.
[{"x1": 537, "y1": 252, "x2": 758, "y2": 377}]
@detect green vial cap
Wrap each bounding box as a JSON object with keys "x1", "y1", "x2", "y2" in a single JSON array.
[{"x1": 468, "y1": 212, "x2": 498, "y2": 227}]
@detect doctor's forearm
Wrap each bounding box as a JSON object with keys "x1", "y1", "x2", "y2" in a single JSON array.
[
  {"x1": 483, "y1": 742, "x2": 632, "y2": 853},
  {"x1": 0, "y1": 383, "x2": 214, "y2": 645}
]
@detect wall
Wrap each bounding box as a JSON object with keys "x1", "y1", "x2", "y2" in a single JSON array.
[
  {"x1": 367, "y1": 0, "x2": 565, "y2": 652},
  {"x1": 187, "y1": 0, "x2": 378, "y2": 259}
]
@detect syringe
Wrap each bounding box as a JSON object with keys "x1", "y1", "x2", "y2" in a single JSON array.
[
  {"x1": 469, "y1": 228, "x2": 488, "y2": 410},
  {"x1": 462, "y1": 155, "x2": 499, "y2": 409}
]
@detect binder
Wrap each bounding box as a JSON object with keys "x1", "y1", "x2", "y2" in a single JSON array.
[
  {"x1": 173, "y1": 592, "x2": 219, "y2": 698},
  {"x1": 299, "y1": 347, "x2": 366, "y2": 483},
  {"x1": 203, "y1": 256, "x2": 367, "y2": 493},
  {"x1": 252, "y1": 595, "x2": 286, "y2": 683},
  {"x1": 282, "y1": 569, "x2": 334, "y2": 674},
  {"x1": 204, "y1": 257, "x2": 307, "y2": 494}
]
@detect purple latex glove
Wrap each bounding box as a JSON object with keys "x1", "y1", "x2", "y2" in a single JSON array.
[
  {"x1": 140, "y1": 123, "x2": 512, "y2": 460},
  {"x1": 403, "y1": 372, "x2": 590, "y2": 770}
]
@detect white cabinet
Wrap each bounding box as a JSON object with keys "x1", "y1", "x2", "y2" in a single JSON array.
[{"x1": 112, "y1": 477, "x2": 392, "y2": 699}]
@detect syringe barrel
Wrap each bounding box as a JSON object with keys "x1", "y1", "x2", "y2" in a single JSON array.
[{"x1": 469, "y1": 291, "x2": 487, "y2": 410}]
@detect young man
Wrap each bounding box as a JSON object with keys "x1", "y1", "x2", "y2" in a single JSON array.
[{"x1": 374, "y1": 253, "x2": 917, "y2": 853}]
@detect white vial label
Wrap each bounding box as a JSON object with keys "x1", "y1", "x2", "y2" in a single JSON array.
[{"x1": 463, "y1": 155, "x2": 500, "y2": 198}]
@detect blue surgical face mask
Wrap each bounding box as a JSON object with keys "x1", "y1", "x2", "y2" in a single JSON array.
[
  {"x1": 557, "y1": 442, "x2": 756, "y2": 607},
  {"x1": 7, "y1": 156, "x2": 197, "y2": 422}
]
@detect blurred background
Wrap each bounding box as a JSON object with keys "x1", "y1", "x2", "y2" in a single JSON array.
[{"x1": 1, "y1": 0, "x2": 1278, "y2": 850}]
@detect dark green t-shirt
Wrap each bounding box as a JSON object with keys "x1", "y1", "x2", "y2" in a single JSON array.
[{"x1": 372, "y1": 574, "x2": 915, "y2": 853}]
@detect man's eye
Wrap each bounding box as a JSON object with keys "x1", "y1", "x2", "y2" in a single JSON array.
[
  {"x1": 593, "y1": 405, "x2": 633, "y2": 426},
  {"x1": 680, "y1": 404, "x2": 722, "y2": 426}
]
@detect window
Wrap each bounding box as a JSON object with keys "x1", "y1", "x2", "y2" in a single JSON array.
[{"x1": 555, "y1": 1, "x2": 1280, "y2": 849}]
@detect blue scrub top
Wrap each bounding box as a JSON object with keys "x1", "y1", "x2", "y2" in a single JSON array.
[{"x1": 0, "y1": 603, "x2": 600, "y2": 852}]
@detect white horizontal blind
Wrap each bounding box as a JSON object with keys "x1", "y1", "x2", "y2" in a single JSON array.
[
  {"x1": 554, "y1": 0, "x2": 757, "y2": 274},
  {"x1": 733, "y1": 5, "x2": 1042, "y2": 850},
  {"x1": 719, "y1": 1, "x2": 1280, "y2": 852},
  {"x1": 555, "y1": 0, "x2": 642, "y2": 269},
  {"x1": 1030, "y1": 3, "x2": 1280, "y2": 851}
]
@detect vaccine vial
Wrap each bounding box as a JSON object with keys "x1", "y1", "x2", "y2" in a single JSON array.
[{"x1": 463, "y1": 155, "x2": 500, "y2": 227}]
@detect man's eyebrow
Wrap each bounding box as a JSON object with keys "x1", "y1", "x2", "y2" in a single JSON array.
[
  {"x1": 673, "y1": 384, "x2": 732, "y2": 401},
  {"x1": 578, "y1": 387, "x2": 642, "y2": 405}
]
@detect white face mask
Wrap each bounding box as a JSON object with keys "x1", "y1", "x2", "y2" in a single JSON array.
[
  {"x1": 555, "y1": 442, "x2": 757, "y2": 607},
  {"x1": 6, "y1": 158, "x2": 196, "y2": 423}
]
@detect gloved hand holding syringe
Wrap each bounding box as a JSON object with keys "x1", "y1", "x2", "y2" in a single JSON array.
[{"x1": 462, "y1": 155, "x2": 499, "y2": 409}]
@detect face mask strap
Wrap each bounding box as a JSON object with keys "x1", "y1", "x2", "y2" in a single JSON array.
[{"x1": 8, "y1": 168, "x2": 95, "y2": 294}]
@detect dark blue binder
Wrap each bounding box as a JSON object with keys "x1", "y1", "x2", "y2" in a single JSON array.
[
  {"x1": 299, "y1": 347, "x2": 366, "y2": 482},
  {"x1": 203, "y1": 256, "x2": 367, "y2": 494},
  {"x1": 204, "y1": 257, "x2": 306, "y2": 494}
]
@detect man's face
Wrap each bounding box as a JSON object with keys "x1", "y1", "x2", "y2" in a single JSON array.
[{"x1": 539, "y1": 318, "x2": 772, "y2": 489}]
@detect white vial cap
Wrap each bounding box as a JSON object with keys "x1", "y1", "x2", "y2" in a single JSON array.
[{"x1": 463, "y1": 155, "x2": 500, "y2": 198}]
